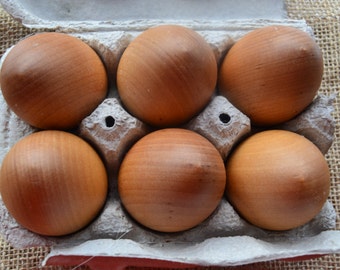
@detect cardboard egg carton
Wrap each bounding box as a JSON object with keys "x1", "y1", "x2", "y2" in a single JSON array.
[{"x1": 1, "y1": 0, "x2": 340, "y2": 268}]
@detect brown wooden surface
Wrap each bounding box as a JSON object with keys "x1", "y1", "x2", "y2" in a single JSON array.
[{"x1": 0, "y1": 1, "x2": 339, "y2": 269}]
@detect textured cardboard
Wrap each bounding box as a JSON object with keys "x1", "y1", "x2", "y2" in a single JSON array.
[{"x1": 1, "y1": 0, "x2": 340, "y2": 268}]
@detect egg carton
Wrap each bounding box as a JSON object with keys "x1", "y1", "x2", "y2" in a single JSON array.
[{"x1": 1, "y1": 0, "x2": 340, "y2": 268}]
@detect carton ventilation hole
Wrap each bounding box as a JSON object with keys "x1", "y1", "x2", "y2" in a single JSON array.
[
  {"x1": 219, "y1": 113, "x2": 231, "y2": 124},
  {"x1": 105, "y1": 116, "x2": 115, "y2": 128}
]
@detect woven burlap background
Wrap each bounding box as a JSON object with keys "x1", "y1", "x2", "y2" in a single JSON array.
[{"x1": 0, "y1": 1, "x2": 339, "y2": 269}]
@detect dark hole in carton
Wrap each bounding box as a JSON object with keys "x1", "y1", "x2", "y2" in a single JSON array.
[
  {"x1": 105, "y1": 116, "x2": 115, "y2": 128},
  {"x1": 219, "y1": 113, "x2": 231, "y2": 124}
]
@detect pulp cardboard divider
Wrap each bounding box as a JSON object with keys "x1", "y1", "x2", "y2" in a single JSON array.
[{"x1": 1, "y1": 1, "x2": 340, "y2": 269}]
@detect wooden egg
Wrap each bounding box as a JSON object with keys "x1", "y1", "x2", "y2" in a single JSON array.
[
  {"x1": 218, "y1": 25, "x2": 323, "y2": 126},
  {"x1": 0, "y1": 32, "x2": 108, "y2": 130},
  {"x1": 0, "y1": 130, "x2": 108, "y2": 236},
  {"x1": 118, "y1": 128, "x2": 226, "y2": 232},
  {"x1": 117, "y1": 25, "x2": 217, "y2": 127},
  {"x1": 225, "y1": 130, "x2": 330, "y2": 231}
]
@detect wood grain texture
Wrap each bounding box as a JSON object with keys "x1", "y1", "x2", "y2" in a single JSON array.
[
  {"x1": 0, "y1": 130, "x2": 108, "y2": 236},
  {"x1": 0, "y1": 1, "x2": 340, "y2": 268},
  {"x1": 226, "y1": 130, "x2": 330, "y2": 231},
  {"x1": 117, "y1": 25, "x2": 217, "y2": 127},
  {"x1": 118, "y1": 128, "x2": 226, "y2": 232},
  {"x1": 218, "y1": 25, "x2": 323, "y2": 126},
  {"x1": 0, "y1": 32, "x2": 108, "y2": 130}
]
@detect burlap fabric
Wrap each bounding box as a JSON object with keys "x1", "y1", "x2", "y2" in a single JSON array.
[{"x1": 0, "y1": 1, "x2": 339, "y2": 269}]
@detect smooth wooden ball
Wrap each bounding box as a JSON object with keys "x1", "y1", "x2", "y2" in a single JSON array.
[
  {"x1": 0, "y1": 131, "x2": 108, "y2": 236},
  {"x1": 0, "y1": 32, "x2": 108, "y2": 130},
  {"x1": 118, "y1": 128, "x2": 226, "y2": 232},
  {"x1": 218, "y1": 26, "x2": 323, "y2": 126},
  {"x1": 117, "y1": 25, "x2": 217, "y2": 127},
  {"x1": 225, "y1": 130, "x2": 330, "y2": 231}
]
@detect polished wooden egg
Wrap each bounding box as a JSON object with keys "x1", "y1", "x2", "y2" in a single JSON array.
[
  {"x1": 218, "y1": 25, "x2": 323, "y2": 126},
  {"x1": 225, "y1": 130, "x2": 330, "y2": 231},
  {"x1": 0, "y1": 130, "x2": 108, "y2": 236},
  {"x1": 0, "y1": 32, "x2": 108, "y2": 130},
  {"x1": 118, "y1": 128, "x2": 226, "y2": 232},
  {"x1": 117, "y1": 25, "x2": 217, "y2": 127}
]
